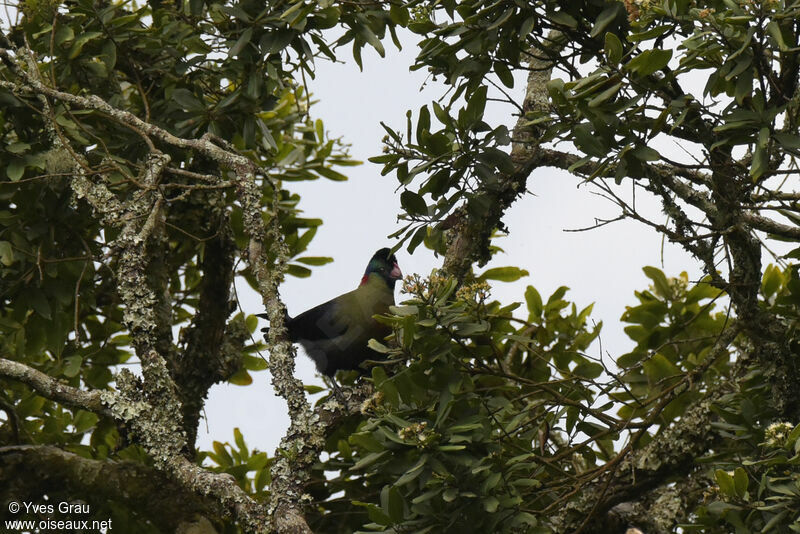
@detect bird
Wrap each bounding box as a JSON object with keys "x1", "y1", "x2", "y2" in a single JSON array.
[{"x1": 259, "y1": 248, "x2": 402, "y2": 379}]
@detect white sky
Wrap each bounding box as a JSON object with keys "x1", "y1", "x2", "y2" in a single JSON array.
[{"x1": 196, "y1": 35, "x2": 702, "y2": 454}]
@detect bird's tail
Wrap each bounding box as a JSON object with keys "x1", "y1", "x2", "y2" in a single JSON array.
[{"x1": 256, "y1": 310, "x2": 290, "y2": 337}]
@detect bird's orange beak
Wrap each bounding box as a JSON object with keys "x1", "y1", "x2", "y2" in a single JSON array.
[{"x1": 389, "y1": 262, "x2": 403, "y2": 280}]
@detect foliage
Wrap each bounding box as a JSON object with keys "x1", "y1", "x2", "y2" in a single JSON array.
[
  {"x1": 2, "y1": 0, "x2": 800, "y2": 532},
  {"x1": 202, "y1": 427, "x2": 273, "y2": 498},
  {"x1": 286, "y1": 266, "x2": 734, "y2": 533},
  {"x1": 690, "y1": 421, "x2": 800, "y2": 533},
  {"x1": 0, "y1": 0, "x2": 357, "y2": 529}
]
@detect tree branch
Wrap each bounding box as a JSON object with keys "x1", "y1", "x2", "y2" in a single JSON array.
[
  {"x1": 741, "y1": 211, "x2": 800, "y2": 240},
  {"x1": 442, "y1": 31, "x2": 566, "y2": 281},
  {"x1": 174, "y1": 217, "x2": 239, "y2": 451},
  {"x1": 552, "y1": 324, "x2": 740, "y2": 532},
  {"x1": 0, "y1": 65, "x2": 258, "y2": 178},
  {"x1": 0, "y1": 445, "x2": 213, "y2": 531},
  {"x1": 0, "y1": 358, "x2": 112, "y2": 418}
]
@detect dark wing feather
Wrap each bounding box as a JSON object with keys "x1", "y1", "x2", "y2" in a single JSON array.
[{"x1": 286, "y1": 297, "x2": 348, "y2": 342}]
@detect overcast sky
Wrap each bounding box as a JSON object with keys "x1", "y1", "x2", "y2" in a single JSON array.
[{"x1": 196, "y1": 34, "x2": 703, "y2": 454}]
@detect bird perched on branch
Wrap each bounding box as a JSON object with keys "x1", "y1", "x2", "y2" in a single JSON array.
[{"x1": 260, "y1": 248, "x2": 402, "y2": 379}]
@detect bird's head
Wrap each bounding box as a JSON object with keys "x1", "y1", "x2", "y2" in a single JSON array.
[{"x1": 361, "y1": 248, "x2": 402, "y2": 289}]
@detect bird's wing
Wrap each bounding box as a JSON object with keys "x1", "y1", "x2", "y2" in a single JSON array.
[{"x1": 287, "y1": 296, "x2": 349, "y2": 342}]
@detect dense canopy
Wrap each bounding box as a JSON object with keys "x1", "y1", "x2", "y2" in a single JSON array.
[{"x1": 2, "y1": 1, "x2": 800, "y2": 533}]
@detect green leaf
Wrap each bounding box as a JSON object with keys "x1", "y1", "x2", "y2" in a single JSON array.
[
  {"x1": 247, "y1": 452, "x2": 269, "y2": 471},
  {"x1": 6, "y1": 141, "x2": 30, "y2": 154},
  {"x1": 0, "y1": 241, "x2": 14, "y2": 266},
  {"x1": 788, "y1": 423, "x2": 800, "y2": 450},
  {"x1": 242, "y1": 354, "x2": 268, "y2": 371},
  {"x1": 573, "y1": 123, "x2": 607, "y2": 157},
  {"x1": 761, "y1": 264, "x2": 783, "y2": 298},
  {"x1": 604, "y1": 32, "x2": 623, "y2": 65},
  {"x1": 495, "y1": 61, "x2": 514, "y2": 88},
  {"x1": 757, "y1": 127, "x2": 770, "y2": 148},
  {"x1": 416, "y1": 105, "x2": 431, "y2": 142},
  {"x1": 228, "y1": 368, "x2": 253, "y2": 385},
  {"x1": 54, "y1": 24, "x2": 74, "y2": 47},
  {"x1": 68, "y1": 32, "x2": 103, "y2": 59},
  {"x1": 464, "y1": 86, "x2": 488, "y2": 127},
  {"x1": 643, "y1": 266, "x2": 672, "y2": 298},
  {"x1": 716, "y1": 469, "x2": 736, "y2": 498},
  {"x1": 367, "y1": 338, "x2": 391, "y2": 354},
  {"x1": 550, "y1": 11, "x2": 577, "y2": 28},
  {"x1": 762, "y1": 511, "x2": 789, "y2": 533},
  {"x1": 734, "y1": 71, "x2": 752, "y2": 104},
  {"x1": 407, "y1": 225, "x2": 427, "y2": 254},
  {"x1": 751, "y1": 145, "x2": 767, "y2": 180},
  {"x1": 7, "y1": 160, "x2": 24, "y2": 181},
  {"x1": 63, "y1": 356, "x2": 82, "y2": 378},
  {"x1": 396, "y1": 456, "x2": 427, "y2": 486},
  {"x1": 442, "y1": 488, "x2": 458, "y2": 502},
  {"x1": 437, "y1": 444, "x2": 465, "y2": 451},
  {"x1": 775, "y1": 132, "x2": 800, "y2": 149},
  {"x1": 632, "y1": 146, "x2": 660, "y2": 162},
  {"x1": 382, "y1": 486, "x2": 404, "y2": 522},
  {"x1": 359, "y1": 25, "x2": 385, "y2": 56},
  {"x1": 171, "y1": 89, "x2": 204, "y2": 112},
  {"x1": 573, "y1": 361, "x2": 604, "y2": 379},
  {"x1": 590, "y1": 5, "x2": 621, "y2": 38},
  {"x1": 30, "y1": 290, "x2": 52, "y2": 319},
  {"x1": 482, "y1": 496, "x2": 499, "y2": 513},
  {"x1": 100, "y1": 40, "x2": 117, "y2": 70},
  {"x1": 733, "y1": 467, "x2": 748, "y2": 498},
  {"x1": 72, "y1": 410, "x2": 98, "y2": 433},
  {"x1": 294, "y1": 256, "x2": 333, "y2": 266},
  {"x1": 525, "y1": 286, "x2": 543, "y2": 318},
  {"x1": 766, "y1": 21, "x2": 787, "y2": 51},
  {"x1": 212, "y1": 441, "x2": 233, "y2": 466},
  {"x1": 401, "y1": 190, "x2": 428, "y2": 216},
  {"x1": 519, "y1": 16, "x2": 536, "y2": 39},
  {"x1": 627, "y1": 49, "x2": 672, "y2": 76},
  {"x1": 455, "y1": 321, "x2": 489, "y2": 336},
  {"x1": 351, "y1": 451, "x2": 389, "y2": 470},
  {"x1": 588, "y1": 82, "x2": 622, "y2": 107},
  {"x1": 482, "y1": 471, "x2": 501, "y2": 492},
  {"x1": 316, "y1": 167, "x2": 348, "y2": 181},
  {"x1": 643, "y1": 353, "x2": 682, "y2": 382},
  {"x1": 350, "y1": 432, "x2": 384, "y2": 453},
  {"x1": 389, "y1": 4, "x2": 410, "y2": 25},
  {"x1": 478, "y1": 267, "x2": 529, "y2": 282},
  {"x1": 286, "y1": 264, "x2": 312, "y2": 278},
  {"x1": 234, "y1": 427, "x2": 247, "y2": 453}
]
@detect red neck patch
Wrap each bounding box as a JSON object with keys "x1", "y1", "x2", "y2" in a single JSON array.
[{"x1": 360, "y1": 274, "x2": 370, "y2": 286}]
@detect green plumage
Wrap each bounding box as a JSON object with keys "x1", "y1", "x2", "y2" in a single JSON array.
[{"x1": 261, "y1": 248, "x2": 402, "y2": 376}]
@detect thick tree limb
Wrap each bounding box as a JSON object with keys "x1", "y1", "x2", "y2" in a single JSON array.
[
  {"x1": 741, "y1": 211, "x2": 800, "y2": 240},
  {"x1": 0, "y1": 445, "x2": 213, "y2": 531},
  {"x1": 0, "y1": 358, "x2": 112, "y2": 418},
  {"x1": 443, "y1": 32, "x2": 566, "y2": 280},
  {"x1": 605, "y1": 470, "x2": 711, "y2": 534},
  {"x1": 0, "y1": 70, "x2": 258, "y2": 178},
  {"x1": 249, "y1": 209, "x2": 319, "y2": 534},
  {"x1": 2, "y1": 52, "x2": 272, "y2": 530},
  {"x1": 0, "y1": 358, "x2": 266, "y2": 530},
  {"x1": 174, "y1": 217, "x2": 240, "y2": 451}
]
